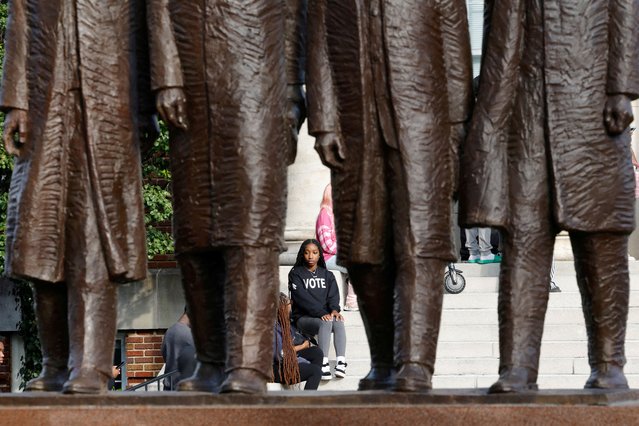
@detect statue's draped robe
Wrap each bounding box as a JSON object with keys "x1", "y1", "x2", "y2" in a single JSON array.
[
  {"x1": 0, "y1": 0, "x2": 151, "y2": 283},
  {"x1": 460, "y1": 0, "x2": 639, "y2": 233},
  {"x1": 307, "y1": 0, "x2": 472, "y2": 265},
  {"x1": 148, "y1": 0, "x2": 305, "y2": 255}
]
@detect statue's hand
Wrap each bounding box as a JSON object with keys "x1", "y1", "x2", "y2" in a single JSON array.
[
  {"x1": 287, "y1": 84, "x2": 307, "y2": 132},
  {"x1": 3, "y1": 108, "x2": 28, "y2": 157},
  {"x1": 156, "y1": 87, "x2": 188, "y2": 130},
  {"x1": 604, "y1": 94, "x2": 634, "y2": 136},
  {"x1": 286, "y1": 84, "x2": 307, "y2": 165},
  {"x1": 314, "y1": 131, "x2": 346, "y2": 170}
]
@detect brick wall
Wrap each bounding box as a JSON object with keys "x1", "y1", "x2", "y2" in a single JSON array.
[
  {"x1": 148, "y1": 253, "x2": 177, "y2": 270},
  {"x1": 125, "y1": 331, "x2": 166, "y2": 388},
  {"x1": 0, "y1": 335, "x2": 11, "y2": 393}
]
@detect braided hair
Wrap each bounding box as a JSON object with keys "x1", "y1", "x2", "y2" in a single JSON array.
[{"x1": 276, "y1": 292, "x2": 301, "y2": 386}]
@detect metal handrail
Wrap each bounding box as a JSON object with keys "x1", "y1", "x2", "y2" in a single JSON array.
[{"x1": 125, "y1": 370, "x2": 179, "y2": 392}]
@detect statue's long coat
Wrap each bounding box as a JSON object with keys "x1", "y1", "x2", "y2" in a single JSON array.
[
  {"x1": 0, "y1": 0, "x2": 151, "y2": 283},
  {"x1": 149, "y1": 0, "x2": 306, "y2": 254},
  {"x1": 307, "y1": 0, "x2": 472, "y2": 265},
  {"x1": 459, "y1": 0, "x2": 639, "y2": 233}
]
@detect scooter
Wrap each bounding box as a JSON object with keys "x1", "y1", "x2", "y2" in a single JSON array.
[{"x1": 444, "y1": 263, "x2": 465, "y2": 294}]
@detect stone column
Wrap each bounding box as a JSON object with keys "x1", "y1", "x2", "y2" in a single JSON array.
[
  {"x1": 628, "y1": 101, "x2": 639, "y2": 259},
  {"x1": 284, "y1": 124, "x2": 331, "y2": 254}
]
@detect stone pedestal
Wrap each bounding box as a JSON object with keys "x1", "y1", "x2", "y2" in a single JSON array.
[{"x1": 2, "y1": 390, "x2": 639, "y2": 425}]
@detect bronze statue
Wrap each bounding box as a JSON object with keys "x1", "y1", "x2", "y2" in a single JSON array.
[
  {"x1": 307, "y1": 0, "x2": 472, "y2": 391},
  {"x1": 0, "y1": 0, "x2": 159, "y2": 393},
  {"x1": 148, "y1": 0, "x2": 307, "y2": 394},
  {"x1": 460, "y1": 0, "x2": 639, "y2": 392}
]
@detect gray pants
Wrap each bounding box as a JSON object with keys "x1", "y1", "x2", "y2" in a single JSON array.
[
  {"x1": 297, "y1": 316, "x2": 346, "y2": 358},
  {"x1": 465, "y1": 227, "x2": 492, "y2": 256}
]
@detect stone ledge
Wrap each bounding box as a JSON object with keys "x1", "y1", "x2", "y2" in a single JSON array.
[{"x1": 1, "y1": 390, "x2": 639, "y2": 425}]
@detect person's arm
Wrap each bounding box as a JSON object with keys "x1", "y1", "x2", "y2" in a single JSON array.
[
  {"x1": 325, "y1": 270, "x2": 343, "y2": 321},
  {"x1": 440, "y1": 0, "x2": 473, "y2": 195},
  {"x1": 306, "y1": 0, "x2": 346, "y2": 169},
  {"x1": 284, "y1": 0, "x2": 307, "y2": 165},
  {"x1": 1, "y1": 0, "x2": 29, "y2": 157},
  {"x1": 146, "y1": 0, "x2": 188, "y2": 130},
  {"x1": 289, "y1": 269, "x2": 328, "y2": 317},
  {"x1": 316, "y1": 208, "x2": 337, "y2": 257},
  {"x1": 0, "y1": 0, "x2": 28, "y2": 113},
  {"x1": 293, "y1": 339, "x2": 311, "y2": 353},
  {"x1": 604, "y1": 0, "x2": 639, "y2": 135},
  {"x1": 441, "y1": 0, "x2": 473, "y2": 126}
]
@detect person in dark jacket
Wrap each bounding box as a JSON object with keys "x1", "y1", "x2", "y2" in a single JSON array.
[
  {"x1": 289, "y1": 240, "x2": 346, "y2": 380},
  {"x1": 273, "y1": 293, "x2": 323, "y2": 390},
  {"x1": 161, "y1": 311, "x2": 196, "y2": 391}
]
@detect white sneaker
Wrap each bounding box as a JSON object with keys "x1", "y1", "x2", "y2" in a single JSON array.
[
  {"x1": 321, "y1": 363, "x2": 332, "y2": 380},
  {"x1": 344, "y1": 303, "x2": 359, "y2": 312},
  {"x1": 334, "y1": 361, "x2": 347, "y2": 378},
  {"x1": 467, "y1": 254, "x2": 480, "y2": 263}
]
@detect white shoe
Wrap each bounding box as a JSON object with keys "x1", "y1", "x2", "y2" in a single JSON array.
[
  {"x1": 344, "y1": 303, "x2": 359, "y2": 312},
  {"x1": 334, "y1": 361, "x2": 347, "y2": 378},
  {"x1": 321, "y1": 363, "x2": 332, "y2": 380},
  {"x1": 467, "y1": 254, "x2": 480, "y2": 263}
]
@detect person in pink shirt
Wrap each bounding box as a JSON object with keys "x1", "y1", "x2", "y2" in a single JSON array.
[{"x1": 316, "y1": 184, "x2": 358, "y2": 311}]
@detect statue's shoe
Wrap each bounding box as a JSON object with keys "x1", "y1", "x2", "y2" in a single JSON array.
[
  {"x1": 24, "y1": 366, "x2": 69, "y2": 392},
  {"x1": 585, "y1": 364, "x2": 628, "y2": 390},
  {"x1": 393, "y1": 363, "x2": 432, "y2": 393},
  {"x1": 488, "y1": 366, "x2": 538, "y2": 394},
  {"x1": 358, "y1": 367, "x2": 396, "y2": 391},
  {"x1": 219, "y1": 368, "x2": 266, "y2": 394},
  {"x1": 62, "y1": 369, "x2": 109, "y2": 394},
  {"x1": 176, "y1": 362, "x2": 224, "y2": 393}
]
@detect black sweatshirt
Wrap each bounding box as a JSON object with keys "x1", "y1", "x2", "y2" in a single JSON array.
[{"x1": 288, "y1": 266, "x2": 340, "y2": 323}]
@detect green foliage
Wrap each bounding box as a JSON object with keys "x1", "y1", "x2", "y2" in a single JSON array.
[
  {"x1": 13, "y1": 281, "x2": 41, "y2": 388},
  {"x1": 143, "y1": 122, "x2": 174, "y2": 258}
]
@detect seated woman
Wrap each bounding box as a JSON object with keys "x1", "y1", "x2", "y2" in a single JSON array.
[
  {"x1": 288, "y1": 239, "x2": 347, "y2": 380},
  {"x1": 273, "y1": 293, "x2": 323, "y2": 390}
]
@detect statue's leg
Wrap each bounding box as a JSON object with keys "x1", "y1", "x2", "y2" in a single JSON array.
[
  {"x1": 393, "y1": 256, "x2": 446, "y2": 392},
  {"x1": 488, "y1": 70, "x2": 556, "y2": 393},
  {"x1": 61, "y1": 126, "x2": 118, "y2": 394},
  {"x1": 62, "y1": 268, "x2": 117, "y2": 394},
  {"x1": 219, "y1": 246, "x2": 279, "y2": 394},
  {"x1": 24, "y1": 280, "x2": 70, "y2": 392},
  {"x1": 348, "y1": 262, "x2": 396, "y2": 390},
  {"x1": 382, "y1": 147, "x2": 446, "y2": 392},
  {"x1": 488, "y1": 225, "x2": 554, "y2": 393},
  {"x1": 175, "y1": 251, "x2": 226, "y2": 392},
  {"x1": 570, "y1": 231, "x2": 629, "y2": 389}
]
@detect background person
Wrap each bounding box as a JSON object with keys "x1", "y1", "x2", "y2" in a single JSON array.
[
  {"x1": 0, "y1": 336, "x2": 5, "y2": 365},
  {"x1": 316, "y1": 184, "x2": 358, "y2": 311},
  {"x1": 273, "y1": 293, "x2": 323, "y2": 390},
  {"x1": 289, "y1": 239, "x2": 347, "y2": 380},
  {"x1": 161, "y1": 311, "x2": 196, "y2": 391},
  {"x1": 465, "y1": 227, "x2": 500, "y2": 264}
]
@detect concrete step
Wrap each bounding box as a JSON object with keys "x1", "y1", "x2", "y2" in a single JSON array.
[{"x1": 274, "y1": 260, "x2": 639, "y2": 392}]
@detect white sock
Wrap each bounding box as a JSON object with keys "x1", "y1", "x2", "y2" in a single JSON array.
[
  {"x1": 336, "y1": 356, "x2": 346, "y2": 364},
  {"x1": 323, "y1": 357, "x2": 329, "y2": 365}
]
